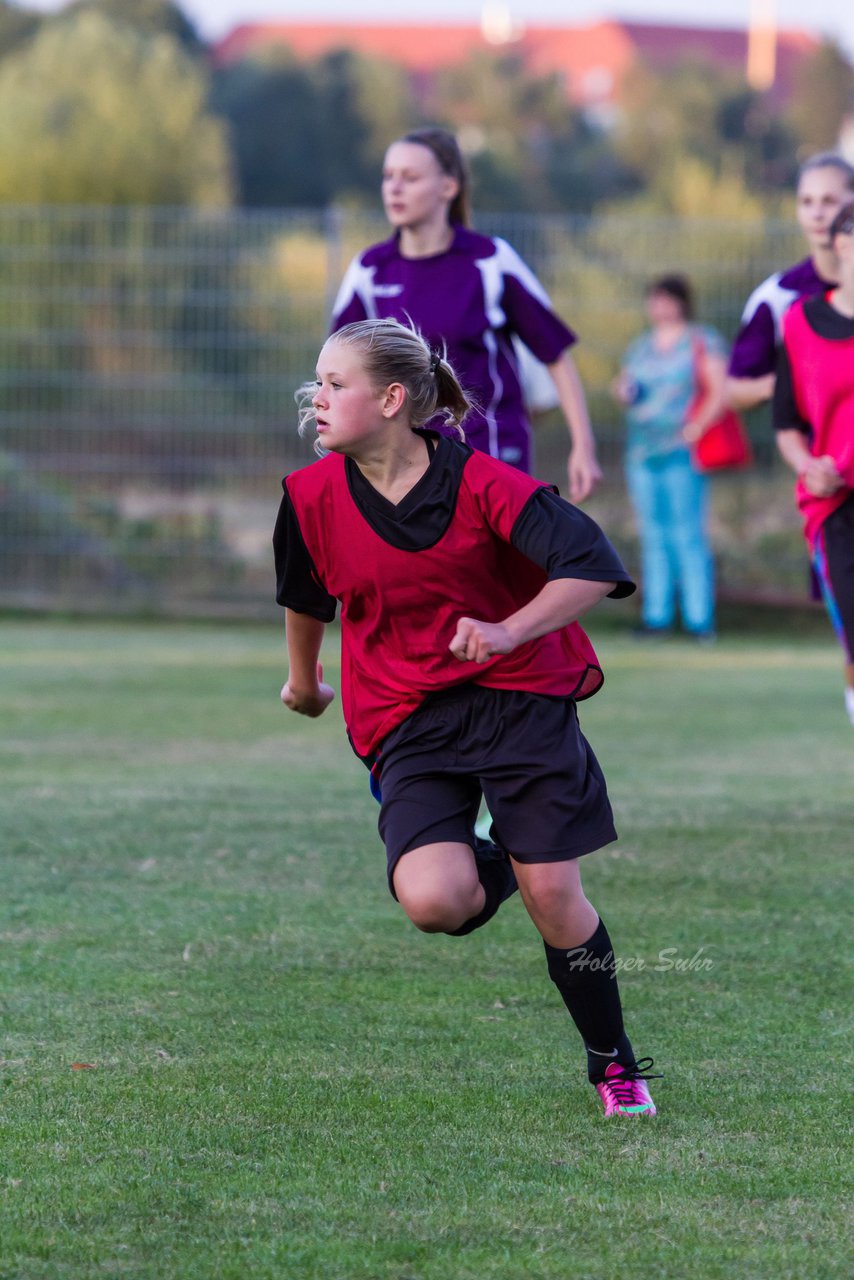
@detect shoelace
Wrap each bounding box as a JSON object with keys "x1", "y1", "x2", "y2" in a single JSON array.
[{"x1": 601, "y1": 1057, "x2": 664, "y2": 1106}]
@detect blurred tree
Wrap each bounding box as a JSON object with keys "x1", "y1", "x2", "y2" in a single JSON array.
[
  {"x1": 314, "y1": 48, "x2": 415, "y2": 193},
  {"x1": 217, "y1": 43, "x2": 632, "y2": 212},
  {"x1": 615, "y1": 59, "x2": 734, "y2": 187},
  {"x1": 616, "y1": 155, "x2": 772, "y2": 220},
  {"x1": 63, "y1": 0, "x2": 202, "y2": 53},
  {"x1": 0, "y1": 10, "x2": 232, "y2": 204},
  {"x1": 787, "y1": 38, "x2": 854, "y2": 154},
  {"x1": 612, "y1": 56, "x2": 800, "y2": 206},
  {"x1": 431, "y1": 51, "x2": 634, "y2": 212},
  {"x1": 213, "y1": 46, "x2": 414, "y2": 207},
  {"x1": 0, "y1": 0, "x2": 41, "y2": 61},
  {"x1": 311, "y1": 49, "x2": 380, "y2": 199},
  {"x1": 212, "y1": 52, "x2": 329, "y2": 206},
  {"x1": 715, "y1": 87, "x2": 796, "y2": 189}
]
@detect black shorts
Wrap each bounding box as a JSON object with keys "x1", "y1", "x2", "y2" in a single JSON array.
[
  {"x1": 815, "y1": 493, "x2": 854, "y2": 663},
  {"x1": 375, "y1": 683, "x2": 618, "y2": 897}
]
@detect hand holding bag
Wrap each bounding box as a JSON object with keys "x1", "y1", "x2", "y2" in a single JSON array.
[{"x1": 689, "y1": 333, "x2": 753, "y2": 472}]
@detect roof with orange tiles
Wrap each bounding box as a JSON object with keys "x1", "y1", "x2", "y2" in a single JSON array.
[{"x1": 212, "y1": 19, "x2": 821, "y2": 108}]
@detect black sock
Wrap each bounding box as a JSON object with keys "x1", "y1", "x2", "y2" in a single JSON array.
[
  {"x1": 543, "y1": 918, "x2": 635, "y2": 1081},
  {"x1": 448, "y1": 840, "x2": 517, "y2": 937}
]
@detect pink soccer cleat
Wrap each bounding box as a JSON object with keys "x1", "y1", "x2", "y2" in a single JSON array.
[{"x1": 595, "y1": 1058, "x2": 660, "y2": 1117}]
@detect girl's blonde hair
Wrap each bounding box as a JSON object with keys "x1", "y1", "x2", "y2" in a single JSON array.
[{"x1": 297, "y1": 318, "x2": 472, "y2": 452}]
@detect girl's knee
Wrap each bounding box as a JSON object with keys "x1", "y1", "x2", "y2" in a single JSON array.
[
  {"x1": 516, "y1": 861, "x2": 589, "y2": 919},
  {"x1": 401, "y1": 890, "x2": 476, "y2": 933},
  {"x1": 524, "y1": 883, "x2": 580, "y2": 924},
  {"x1": 392, "y1": 841, "x2": 482, "y2": 933}
]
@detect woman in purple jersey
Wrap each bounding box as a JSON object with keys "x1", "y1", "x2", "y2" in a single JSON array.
[
  {"x1": 726, "y1": 153, "x2": 854, "y2": 413},
  {"x1": 330, "y1": 127, "x2": 602, "y2": 503}
]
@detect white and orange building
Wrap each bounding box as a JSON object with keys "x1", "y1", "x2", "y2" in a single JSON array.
[{"x1": 212, "y1": 12, "x2": 823, "y2": 127}]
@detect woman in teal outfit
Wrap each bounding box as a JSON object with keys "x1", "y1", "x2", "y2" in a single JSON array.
[{"x1": 613, "y1": 275, "x2": 728, "y2": 639}]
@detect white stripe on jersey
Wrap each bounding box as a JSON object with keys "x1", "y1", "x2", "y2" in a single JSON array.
[
  {"x1": 739, "y1": 272, "x2": 802, "y2": 342},
  {"x1": 474, "y1": 243, "x2": 507, "y2": 329},
  {"x1": 492, "y1": 237, "x2": 555, "y2": 308},
  {"x1": 332, "y1": 256, "x2": 379, "y2": 321},
  {"x1": 480, "y1": 329, "x2": 503, "y2": 458},
  {"x1": 474, "y1": 236, "x2": 553, "y2": 454},
  {"x1": 473, "y1": 236, "x2": 555, "y2": 329}
]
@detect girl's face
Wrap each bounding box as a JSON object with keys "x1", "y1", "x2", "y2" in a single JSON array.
[
  {"x1": 796, "y1": 167, "x2": 853, "y2": 252},
  {"x1": 645, "y1": 290, "x2": 685, "y2": 327},
  {"x1": 311, "y1": 340, "x2": 400, "y2": 455},
  {"x1": 381, "y1": 141, "x2": 458, "y2": 232},
  {"x1": 834, "y1": 226, "x2": 854, "y2": 278}
]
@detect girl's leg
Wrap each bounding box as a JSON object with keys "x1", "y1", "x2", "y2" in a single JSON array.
[
  {"x1": 664, "y1": 454, "x2": 715, "y2": 635},
  {"x1": 392, "y1": 841, "x2": 515, "y2": 935},
  {"x1": 513, "y1": 857, "x2": 597, "y2": 948},
  {"x1": 812, "y1": 506, "x2": 854, "y2": 724},
  {"x1": 513, "y1": 858, "x2": 634, "y2": 1073},
  {"x1": 626, "y1": 457, "x2": 676, "y2": 629},
  {"x1": 392, "y1": 842, "x2": 482, "y2": 932}
]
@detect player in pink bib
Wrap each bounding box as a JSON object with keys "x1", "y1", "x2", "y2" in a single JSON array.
[
  {"x1": 774, "y1": 202, "x2": 854, "y2": 724},
  {"x1": 727, "y1": 153, "x2": 854, "y2": 413}
]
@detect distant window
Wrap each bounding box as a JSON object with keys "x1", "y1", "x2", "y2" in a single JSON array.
[
  {"x1": 582, "y1": 66, "x2": 614, "y2": 100},
  {"x1": 458, "y1": 125, "x2": 486, "y2": 156},
  {"x1": 583, "y1": 103, "x2": 618, "y2": 132}
]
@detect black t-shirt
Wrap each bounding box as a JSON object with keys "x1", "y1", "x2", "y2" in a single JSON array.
[
  {"x1": 774, "y1": 295, "x2": 854, "y2": 436},
  {"x1": 274, "y1": 432, "x2": 635, "y2": 619}
]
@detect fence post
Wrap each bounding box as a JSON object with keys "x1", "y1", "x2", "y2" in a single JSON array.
[{"x1": 323, "y1": 204, "x2": 343, "y2": 324}]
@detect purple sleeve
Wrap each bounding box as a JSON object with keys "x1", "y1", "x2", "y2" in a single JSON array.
[
  {"x1": 502, "y1": 275, "x2": 576, "y2": 363},
  {"x1": 489, "y1": 239, "x2": 576, "y2": 363},
  {"x1": 330, "y1": 295, "x2": 368, "y2": 332},
  {"x1": 728, "y1": 301, "x2": 777, "y2": 378}
]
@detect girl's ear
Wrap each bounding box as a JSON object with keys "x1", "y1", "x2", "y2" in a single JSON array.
[
  {"x1": 441, "y1": 174, "x2": 460, "y2": 206},
  {"x1": 381, "y1": 382, "x2": 407, "y2": 418}
]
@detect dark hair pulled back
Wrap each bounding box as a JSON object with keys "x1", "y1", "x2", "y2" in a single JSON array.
[{"x1": 399, "y1": 127, "x2": 471, "y2": 227}]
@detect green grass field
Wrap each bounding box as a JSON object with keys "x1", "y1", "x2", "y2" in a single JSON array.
[{"x1": 1, "y1": 617, "x2": 851, "y2": 1280}]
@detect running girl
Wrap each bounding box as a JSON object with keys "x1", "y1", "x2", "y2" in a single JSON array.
[
  {"x1": 330, "y1": 127, "x2": 602, "y2": 501},
  {"x1": 274, "y1": 317, "x2": 660, "y2": 1117}
]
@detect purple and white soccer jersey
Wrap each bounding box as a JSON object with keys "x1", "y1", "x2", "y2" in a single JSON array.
[
  {"x1": 330, "y1": 228, "x2": 576, "y2": 473},
  {"x1": 728, "y1": 257, "x2": 836, "y2": 379}
]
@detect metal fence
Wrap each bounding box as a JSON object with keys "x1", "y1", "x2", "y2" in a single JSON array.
[{"x1": 0, "y1": 203, "x2": 810, "y2": 617}]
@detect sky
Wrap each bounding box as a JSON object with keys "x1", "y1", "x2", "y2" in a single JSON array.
[{"x1": 21, "y1": 0, "x2": 854, "y2": 60}]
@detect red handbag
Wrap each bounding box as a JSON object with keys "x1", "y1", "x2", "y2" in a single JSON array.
[{"x1": 690, "y1": 334, "x2": 753, "y2": 472}]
